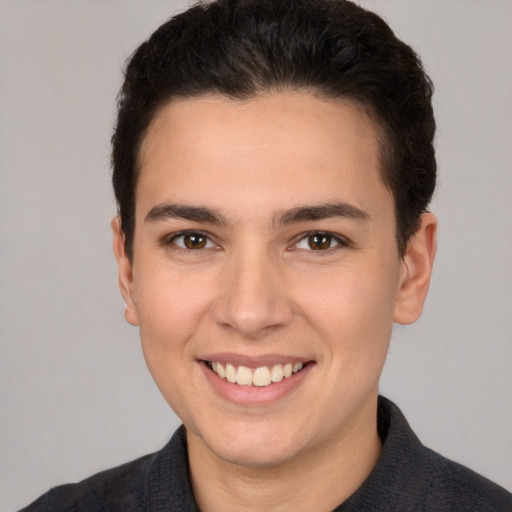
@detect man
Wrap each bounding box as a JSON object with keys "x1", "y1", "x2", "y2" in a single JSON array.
[{"x1": 19, "y1": 0, "x2": 512, "y2": 510}]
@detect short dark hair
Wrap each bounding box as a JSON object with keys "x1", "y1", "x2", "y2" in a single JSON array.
[{"x1": 112, "y1": 0, "x2": 436, "y2": 259}]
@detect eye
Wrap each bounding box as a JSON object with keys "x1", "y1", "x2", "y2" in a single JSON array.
[
  {"x1": 169, "y1": 231, "x2": 217, "y2": 250},
  {"x1": 294, "y1": 232, "x2": 347, "y2": 251}
]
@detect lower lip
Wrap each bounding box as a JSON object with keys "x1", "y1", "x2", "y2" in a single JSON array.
[{"x1": 200, "y1": 361, "x2": 313, "y2": 406}]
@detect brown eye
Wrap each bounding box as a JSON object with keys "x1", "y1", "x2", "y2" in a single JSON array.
[
  {"x1": 294, "y1": 232, "x2": 345, "y2": 252},
  {"x1": 308, "y1": 234, "x2": 333, "y2": 250},
  {"x1": 183, "y1": 233, "x2": 207, "y2": 249},
  {"x1": 169, "y1": 232, "x2": 215, "y2": 250}
]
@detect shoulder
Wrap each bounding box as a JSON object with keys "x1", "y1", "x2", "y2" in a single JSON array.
[
  {"x1": 343, "y1": 397, "x2": 512, "y2": 512},
  {"x1": 420, "y1": 445, "x2": 512, "y2": 511},
  {"x1": 17, "y1": 426, "x2": 198, "y2": 512},
  {"x1": 17, "y1": 452, "x2": 155, "y2": 512}
]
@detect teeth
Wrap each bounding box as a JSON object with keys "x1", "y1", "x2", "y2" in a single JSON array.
[
  {"x1": 208, "y1": 361, "x2": 305, "y2": 387},
  {"x1": 271, "y1": 364, "x2": 283, "y2": 382},
  {"x1": 216, "y1": 362, "x2": 226, "y2": 378},
  {"x1": 236, "y1": 366, "x2": 253, "y2": 386},
  {"x1": 253, "y1": 366, "x2": 272, "y2": 386},
  {"x1": 225, "y1": 363, "x2": 236, "y2": 383}
]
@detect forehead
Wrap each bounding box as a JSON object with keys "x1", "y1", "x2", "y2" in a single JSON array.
[{"x1": 137, "y1": 92, "x2": 391, "y2": 222}]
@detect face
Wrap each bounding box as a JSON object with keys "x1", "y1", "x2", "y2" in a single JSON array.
[{"x1": 113, "y1": 92, "x2": 435, "y2": 469}]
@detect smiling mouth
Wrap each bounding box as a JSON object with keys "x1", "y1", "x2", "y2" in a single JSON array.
[{"x1": 204, "y1": 361, "x2": 308, "y2": 387}]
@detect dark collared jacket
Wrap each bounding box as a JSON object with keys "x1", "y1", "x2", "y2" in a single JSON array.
[{"x1": 19, "y1": 397, "x2": 512, "y2": 511}]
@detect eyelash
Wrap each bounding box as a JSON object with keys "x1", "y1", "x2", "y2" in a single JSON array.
[
  {"x1": 292, "y1": 231, "x2": 350, "y2": 253},
  {"x1": 162, "y1": 230, "x2": 350, "y2": 253},
  {"x1": 163, "y1": 230, "x2": 218, "y2": 251}
]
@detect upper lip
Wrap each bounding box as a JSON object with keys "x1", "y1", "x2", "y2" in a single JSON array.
[{"x1": 200, "y1": 352, "x2": 314, "y2": 368}]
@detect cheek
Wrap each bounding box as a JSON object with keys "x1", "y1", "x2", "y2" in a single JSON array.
[
  {"x1": 132, "y1": 268, "x2": 215, "y2": 418},
  {"x1": 300, "y1": 263, "x2": 398, "y2": 355},
  {"x1": 132, "y1": 266, "x2": 214, "y2": 364}
]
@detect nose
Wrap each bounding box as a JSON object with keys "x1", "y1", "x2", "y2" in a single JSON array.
[{"x1": 211, "y1": 247, "x2": 294, "y2": 338}]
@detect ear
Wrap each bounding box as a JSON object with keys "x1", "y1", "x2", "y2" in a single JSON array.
[
  {"x1": 111, "y1": 216, "x2": 139, "y2": 326},
  {"x1": 394, "y1": 213, "x2": 437, "y2": 325}
]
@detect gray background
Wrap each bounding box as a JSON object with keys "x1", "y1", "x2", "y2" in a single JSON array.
[{"x1": 1, "y1": 0, "x2": 511, "y2": 510}]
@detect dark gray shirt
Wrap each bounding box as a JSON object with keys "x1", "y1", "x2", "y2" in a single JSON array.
[{"x1": 19, "y1": 397, "x2": 512, "y2": 511}]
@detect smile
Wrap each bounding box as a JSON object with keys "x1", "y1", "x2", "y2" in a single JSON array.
[{"x1": 206, "y1": 361, "x2": 306, "y2": 387}]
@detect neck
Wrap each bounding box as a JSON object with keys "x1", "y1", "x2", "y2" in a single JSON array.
[{"x1": 187, "y1": 399, "x2": 382, "y2": 512}]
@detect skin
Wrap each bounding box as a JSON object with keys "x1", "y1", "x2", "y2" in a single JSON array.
[{"x1": 113, "y1": 92, "x2": 437, "y2": 511}]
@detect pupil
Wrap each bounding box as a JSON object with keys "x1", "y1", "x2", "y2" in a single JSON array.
[
  {"x1": 185, "y1": 234, "x2": 206, "y2": 249},
  {"x1": 309, "y1": 234, "x2": 330, "y2": 250}
]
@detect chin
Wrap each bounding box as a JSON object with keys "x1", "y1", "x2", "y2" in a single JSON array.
[
  {"x1": 198, "y1": 421, "x2": 304, "y2": 468},
  {"x1": 212, "y1": 440, "x2": 299, "y2": 469}
]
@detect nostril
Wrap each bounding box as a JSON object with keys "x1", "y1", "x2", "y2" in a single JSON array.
[
  {"x1": 209, "y1": 260, "x2": 294, "y2": 336},
  {"x1": 211, "y1": 300, "x2": 293, "y2": 336}
]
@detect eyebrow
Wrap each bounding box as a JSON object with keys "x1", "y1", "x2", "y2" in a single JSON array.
[
  {"x1": 144, "y1": 201, "x2": 369, "y2": 227},
  {"x1": 145, "y1": 203, "x2": 229, "y2": 225},
  {"x1": 274, "y1": 202, "x2": 370, "y2": 228}
]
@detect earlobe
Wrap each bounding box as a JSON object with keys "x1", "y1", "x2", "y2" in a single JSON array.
[
  {"x1": 111, "y1": 216, "x2": 139, "y2": 326},
  {"x1": 394, "y1": 213, "x2": 437, "y2": 325}
]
